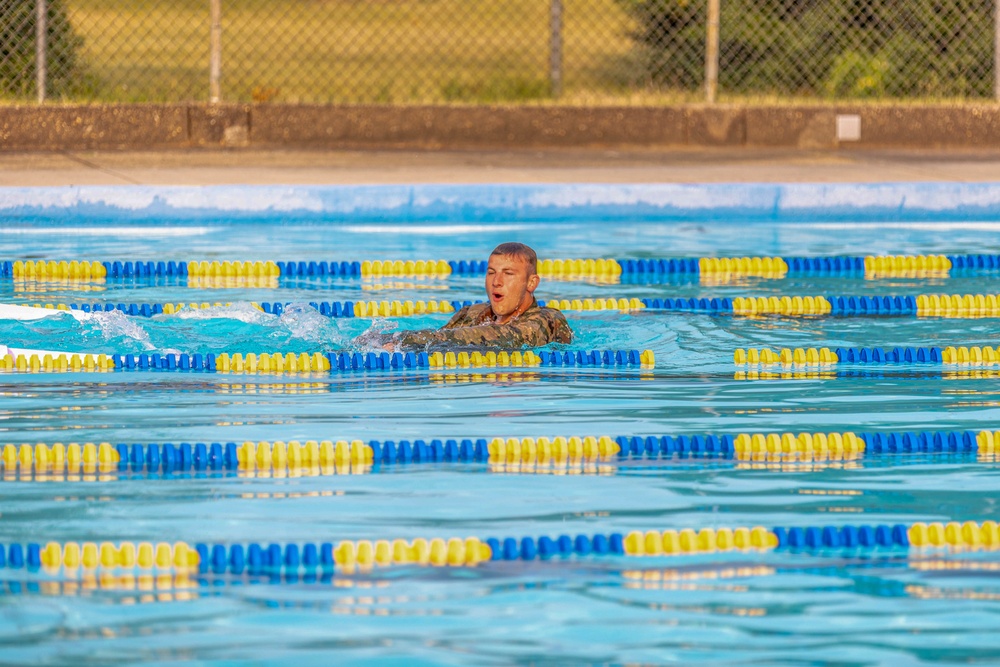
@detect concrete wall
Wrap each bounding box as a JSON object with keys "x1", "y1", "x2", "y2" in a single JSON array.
[{"x1": 1, "y1": 104, "x2": 999, "y2": 151}]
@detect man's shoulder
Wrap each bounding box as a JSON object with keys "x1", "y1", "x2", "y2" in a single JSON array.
[
  {"x1": 448, "y1": 302, "x2": 492, "y2": 326},
  {"x1": 529, "y1": 304, "x2": 573, "y2": 343},
  {"x1": 462, "y1": 302, "x2": 493, "y2": 319},
  {"x1": 534, "y1": 305, "x2": 570, "y2": 322}
]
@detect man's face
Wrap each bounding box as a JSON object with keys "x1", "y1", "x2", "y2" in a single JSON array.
[{"x1": 486, "y1": 253, "x2": 538, "y2": 320}]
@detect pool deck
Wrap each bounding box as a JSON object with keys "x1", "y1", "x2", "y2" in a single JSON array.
[{"x1": 2, "y1": 147, "x2": 1000, "y2": 186}]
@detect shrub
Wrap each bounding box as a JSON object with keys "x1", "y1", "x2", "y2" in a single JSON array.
[{"x1": 617, "y1": 0, "x2": 994, "y2": 98}]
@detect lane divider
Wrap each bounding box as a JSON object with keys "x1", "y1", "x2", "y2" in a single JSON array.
[
  {"x1": 543, "y1": 298, "x2": 644, "y2": 312},
  {"x1": 14, "y1": 293, "x2": 975, "y2": 320},
  {"x1": 914, "y1": 294, "x2": 1000, "y2": 317},
  {"x1": 3, "y1": 429, "x2": 996, "y2": 475},
  {"x1": 648, "y1": 295, "x2": 892, "y2": 314},
  {"x1": 420, "y1": 254, "x2": 995, "y2": 279},
  {"x1": 647, "y1": 294, "x2": 1000, "y2": 318},
  {"x1": 6, "y1": 520, "x2": 999, "y2": 575},
  {"x1": 0, "y1": 348, "x2": 652, "y2": 374},
  {"x1": 5, "y1": 254, "x2": 999, "y2": 283},
  {"x1": 1, "y1": 442, "x2": 120, "y2": 468},
  {"x1": 357, "y1": 260, "x2": 451, "y2": 278},
  {"x1": 338, "y1": 293, "x2": 1000, "y2": 319},
  {"x1": 0, "y1": 351, "x2": 117, "y2": 372},
  {"x1": 861, "y1": 255, "x2": 951, "y2": 275},
  {"x1": 4, "y1": 260, "x2": 108, "y2": 280},
  {"x1": 730, "y1": 296, "x2": 832, "y2": 315},
  {"x1": 181, "y1": 261, "x2": 281, "y2": 278},
  {"x1": 621, "y1": 254, "x2": 988, "y2": 277},
  {"x1": 0, "y1": 258, "x2": 654, "y2": 282},
  {"x1": 698, "y1": 257, "x2": 788, "y2": 277},
  {"x1": 8, "y1": 298, "x2": 643, "y2": 320},
  {"x1": 735, "y1": 346, "x2": 1000, "y2": 366},
  {"x1": 597, "y1": 254, "x2": 979, "y2": 279},
  {"x1": 32, "y1": 541, "x2": 196, "y2": 571},
  {"x1": 536, "y1": 259, "x2": 622, "y2": 279},
  {"x1": 10, "y1": 294, "x2": 1000, "y2": 321},
  {"x1": 159, "y1": 519, "x2": 1000, "y2": 566}
]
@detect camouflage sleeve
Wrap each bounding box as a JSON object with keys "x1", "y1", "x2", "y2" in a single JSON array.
[
  {"x1": 392, "y1": 323, "x2": 535, "y2": 351},
  {"x1": 393, "y1": 309, "x2": 572, "y2": 351},
  {"x1": 350, "y1": 306, "x2": 479, "y2": 351}
]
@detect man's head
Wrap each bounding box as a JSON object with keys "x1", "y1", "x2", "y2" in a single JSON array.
[{"x1": 486, "y1": 242, "x2": 540, "y2": 324}]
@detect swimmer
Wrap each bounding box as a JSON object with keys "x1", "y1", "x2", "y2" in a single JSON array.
[{"x1": 370, "y1": 242, "x2": 573, "y2": 351}]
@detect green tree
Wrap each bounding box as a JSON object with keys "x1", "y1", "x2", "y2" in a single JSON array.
[
  {"x1": 617, "y1": 0, "x2": 706, "y2": 88},
  {"x1": 1, "y1": 0, "x2": 82, "y2": 98}
]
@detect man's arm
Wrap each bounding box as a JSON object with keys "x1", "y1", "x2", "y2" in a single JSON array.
[
  {"x1": 393, "y1": 314, "x2": 568, "y2": 351},
  {"x1": 371, "y1": 305, "x2": 473, "y2": 351}
]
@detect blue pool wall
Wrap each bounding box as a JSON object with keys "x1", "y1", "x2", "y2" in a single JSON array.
[{"x1": 2, "y1": 183, "x2": 1000, "y2": 222}]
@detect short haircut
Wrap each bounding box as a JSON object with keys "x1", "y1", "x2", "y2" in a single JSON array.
[{"x1": 491, "y1": 242, "x2": 538, "y2": 274}]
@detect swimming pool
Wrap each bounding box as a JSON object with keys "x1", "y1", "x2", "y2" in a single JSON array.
[{"x1": 2, "y1": 183, "x2": 1000, "y2": 665}]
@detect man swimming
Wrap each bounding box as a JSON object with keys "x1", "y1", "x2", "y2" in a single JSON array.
[{"x1": 374, "y1": 242, "x2": 573, "y2": 351}]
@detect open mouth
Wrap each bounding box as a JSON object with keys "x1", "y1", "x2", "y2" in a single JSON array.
[{"x1": 492, "y1": 292, "x2": 504, "y2": 302}]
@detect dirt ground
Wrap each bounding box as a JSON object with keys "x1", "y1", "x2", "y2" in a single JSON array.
[{"x1": 2, "y1": 147, "x2": 999, "y2": 186}]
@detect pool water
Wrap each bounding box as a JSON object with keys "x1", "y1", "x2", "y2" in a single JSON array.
[{"x1": 2, "y1": 189, "x2": 1000, "y2": 665}]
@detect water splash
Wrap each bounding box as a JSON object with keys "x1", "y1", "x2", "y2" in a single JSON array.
[
  {"x1": 353, "y1": 318, "x2": 399, "y2": 353},
  {"x1": 88, "y1": 309, "x2": 155, "y2": 351},
  {"x1": 170, "y1": 302, "x2": 274, "y2": 325},
  {"x1": 277, "y1": 303, "x2": 335, "y2": 342}
]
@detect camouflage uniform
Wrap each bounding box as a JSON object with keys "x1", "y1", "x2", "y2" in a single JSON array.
[{"x1": 391, "y1": 299, "x2": 572, "y2": 351}]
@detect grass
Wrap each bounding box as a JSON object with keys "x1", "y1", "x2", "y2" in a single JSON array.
[
  {"x1": 16, "y1": 0, "x2": 995, "y2": 106},
  {"x1": 52, "y1": 0, "x2": 641, "y2": 104}
]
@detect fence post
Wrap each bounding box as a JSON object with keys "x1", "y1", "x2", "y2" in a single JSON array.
[
  {"x1": 704, "y1": 0, "x2": 720, "y2": 103},
  {"x1": 36, "y1": 0, "x2": 47, "y2": 103},
  {"x1": 210, "y1": 0, "x2": 222, "y2": 102},
  {"x1": 549, "y1": 0, "x2": 563, "y2": 98}
]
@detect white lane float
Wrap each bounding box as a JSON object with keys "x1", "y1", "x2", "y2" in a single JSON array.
[{"x1": 0, "y1": 303, "x2": 91, "y2": 322}]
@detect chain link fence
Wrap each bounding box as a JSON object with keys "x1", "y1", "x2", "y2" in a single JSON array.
[{"x1": 2, "y1": 0, "x2": 998, "y2": 104}]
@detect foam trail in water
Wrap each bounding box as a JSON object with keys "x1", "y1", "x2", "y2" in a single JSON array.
[{"x1": 170, "y1": 302, "x2": 275, "y2": 325}]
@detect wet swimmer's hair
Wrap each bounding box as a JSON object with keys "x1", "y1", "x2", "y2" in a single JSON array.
[{"x1": 491, "y1": 242, "x2": 538, "y2": 275}]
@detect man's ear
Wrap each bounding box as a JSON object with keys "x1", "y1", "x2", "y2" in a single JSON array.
[{"x1": 526, "y1": 273, "x2": 540, "y2": 293}]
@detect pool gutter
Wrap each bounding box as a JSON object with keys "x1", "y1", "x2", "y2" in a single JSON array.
[{"x1": 2, "y1": 182, "x2": 1000, "y2": 223}]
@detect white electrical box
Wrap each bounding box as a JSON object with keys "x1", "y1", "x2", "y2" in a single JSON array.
[{"x1": 836, "y1": 114, "x2": 862, "y2": 142}]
